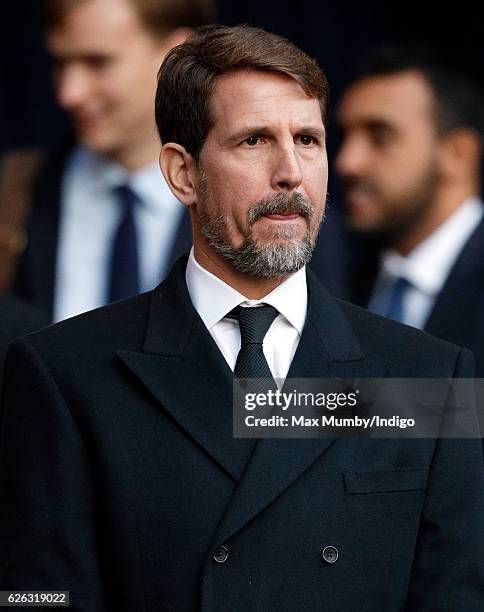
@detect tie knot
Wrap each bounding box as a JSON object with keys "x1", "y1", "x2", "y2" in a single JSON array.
[
  {"x1": 230, "y1": 304, "x2": 279, "y2": 345},
  {"x1": 391, "y1": 276, "x2": 411, "y2": 294},
  {"x1": 114, "y1": 184, "x2": 138, "y2": 214}
]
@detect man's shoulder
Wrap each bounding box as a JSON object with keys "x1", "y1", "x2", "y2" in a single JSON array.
[
  {"x1": 32, "y1": 144, "x2": 102, "y2": 202},
  {"x1": 0, "y1": 295, "x2": 48, "y2": 368},
  {"x1": 0, "y1": 295, "x2": 47, "y2": 333},
  {"x1": 19, "y1": 290, "x2": 154, "y2": 362},
  {"x1": 334, "y1": 296, "x2": 470, "y2": 376},
  {"x1": 10, "y1": 273, "x2": 472, "y2": 379},
  {"x1": 34, "y1": 142, "x2": 75, "y2": 182},
  {"x1": 12, "y1": 257, "x2": 187, "y2": 369},
  {"x1": 449, "y1": 213, "x2": 484, "y2": 286}
]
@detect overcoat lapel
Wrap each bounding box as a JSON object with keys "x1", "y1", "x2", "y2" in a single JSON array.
[
  {"x1": 212, "y1": 270, "x2": 381, "y2": 546},
  {"x1": 117, "y1": 256, "x2": 256, "y2": 482},
  {"x1": 118, "y1": 259, "x2": 385, "y2": 547}
]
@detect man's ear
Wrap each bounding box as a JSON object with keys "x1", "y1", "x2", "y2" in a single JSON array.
[
  {"x1": 159, "y1": 143, "x2": 198, "y2": 206},
  {"x1": 438, "y1": 128, "x2": 482, "y2": 183}
]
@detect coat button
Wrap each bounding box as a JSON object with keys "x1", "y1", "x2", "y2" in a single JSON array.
[
  {"x1": 213, "y1": 545, "x2": 229, "y2": 563},
  {"x1": 321, "y1": 545, "x2": 339, "y2": 564}
]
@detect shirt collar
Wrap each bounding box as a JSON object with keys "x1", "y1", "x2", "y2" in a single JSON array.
[
  {"x1": 380, "y1": 197, "x2": 483, "y2": 296},
  {"x1": 69, "y1": 146, "x2": 177, "y2": 213},
  {"x1": 185, "y1": 247, "x2": 307, "y2": 335}
]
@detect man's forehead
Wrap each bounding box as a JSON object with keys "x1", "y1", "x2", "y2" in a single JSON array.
[
  {"x1": 209, "y1": 69, "x2": 323, "y2": 129},
  {"x1": 338, "y1": 70, "x2": 435, "y2": 126},
  {"x1": 46, "y1": 0, "x2": 143, "y2": 49}
]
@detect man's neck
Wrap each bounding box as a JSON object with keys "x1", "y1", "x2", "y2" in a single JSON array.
[
  {"x1": 102, "y1": 138, "x2": 160, "y2": 173},
  {"x1": 193, "y1": 242, "x2": 292, "y2": 300},
  {"x1": 393, "y1": 185, "x2": 478, "y2": 256}
]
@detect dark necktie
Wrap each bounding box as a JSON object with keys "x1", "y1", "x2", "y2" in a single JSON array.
[
  {"x1": 384, "y1": 277, "x2": 411, "y2": 323},
  {"x1": 108, "y1": 184, "x2": 140, "y2": 303},
  {"x1": 229, "y1": 304, "x2": 279, "y2": 379}
]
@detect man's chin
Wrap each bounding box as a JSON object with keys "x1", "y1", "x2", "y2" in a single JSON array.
[
  {"x1": 76, "y1": 130, "x2": 115, "y2": 156},
  {"x1": 345, "y1": 212, "x2": 385, "y2": 235},
  {"x1": 226, "y1": 236, "x2": 314, "y2": 278},
  {"x1": 253, "y1": 238, "x2": 308, "y2": 253},
  {"x1": 252, "y1": 218, "x2": 308, "y2": 243},
  {"x1": 198, "y1": 214, "x2": 314, "y2": 277}
]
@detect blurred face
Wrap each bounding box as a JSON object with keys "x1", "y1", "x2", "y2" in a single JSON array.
[
  {"x1": 335, "y1": 70, "x2": 442, "y2": 241},
  {"x1": 47, "y1": 0, "x2": 166, "y2": 162},
  {"x1": 193, "y1": 70, "x2": 328, "y2": 278}
]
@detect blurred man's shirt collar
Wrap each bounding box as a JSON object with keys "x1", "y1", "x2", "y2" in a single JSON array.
[
  {"x1": 370, "y1": 196, "x2": 483, "y2": 328},
  {"x1": 381, "y1": 196, "x2": 483, "y2": 296}
]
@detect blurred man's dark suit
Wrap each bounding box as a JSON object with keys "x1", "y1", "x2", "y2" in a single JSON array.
[
  {"x1": 12, "y1": 148, "x2": 349, "y2": 321},
  {"x1": 350, "y1": 216, "x2": 484, "y2": 376},
  {"x1": 1, "y1": 255, "x2": 483, "y2": 611}
]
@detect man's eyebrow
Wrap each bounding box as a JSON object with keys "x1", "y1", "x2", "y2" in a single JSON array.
[
  {"x1": 50, "y1": 51, "x2": 112, "y2": 64},
  {"x1": 298, "y1": 126, "x2": 326, "y2": 138},
  {"x1": 338, "y1": 116, "x2": 396, "y2": 133},
  {"x1": 223, "y1": 126, "x2": 269, "y2": 145},
  {"x1": 363, "y1": 119, "x2": 397, "y2": 132},
  {"x1": 224, "y1": 125, "x2": 326, "y2": 145}
]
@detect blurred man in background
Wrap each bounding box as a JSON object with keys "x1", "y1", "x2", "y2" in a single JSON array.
[
  {"x1": 12, "y1": 0, "x2": 214, "y2": 322},
  {"x1": 336, "y1": 46, "x2": 484, "y2": 374}
]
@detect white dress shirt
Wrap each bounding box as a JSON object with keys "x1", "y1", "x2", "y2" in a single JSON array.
[
  {"x1": 54, "y1": 146, "x2": 185, "y2": 322},
  {"x1": 369, "y1": 197, "x2": 484, "y2": 329},
  {"x1": 185, "y1": 248, "x2": 307, "y2": 385}
]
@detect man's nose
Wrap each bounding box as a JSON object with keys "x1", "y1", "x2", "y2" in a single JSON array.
[
  {"x1": 55, "y1": 64, "x2": 90, "y2": 110},
  {"x1": 335, "y1": 135, "x2": 367, "y2": 178},
  {"x1": 270, "y1": 145, "x2": 303, "y2": 192}
]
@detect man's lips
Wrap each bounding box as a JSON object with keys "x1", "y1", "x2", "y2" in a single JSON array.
[
  {"x1": 344, "y1": 185, "x2": 378, "y2": 207},
  {"x1": 71, "y1": 111, "x2": 104, "y2": 131},
  {"x1": 264, "y1": 213, "x2": 301, "y2": 220}
]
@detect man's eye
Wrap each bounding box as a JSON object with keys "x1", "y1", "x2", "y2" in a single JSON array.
[
  {"x1": 368, "y1": 126, "x2": 394, "y2": 147},
  {"x1": 89, "y1": 58, "x2": 110, "y2": 70},
  {"x1": 297, "y1": 134, "x2": 316, "y2": 146},
  {"x1": 244, "y1": 135, "x2": 260, "y2": 146}
]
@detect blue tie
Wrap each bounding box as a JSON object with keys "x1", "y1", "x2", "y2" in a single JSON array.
[
  {"x1": 384, "y1": 277, "x2": 411, "y2": 323},
  {"x1": 108, "y1": 184, "x2": 140, "y2": 303}
]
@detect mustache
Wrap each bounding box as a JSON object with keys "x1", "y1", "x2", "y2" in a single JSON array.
[
  {"x1": 341, "y1": 177, "x2": 380, "y2": 198},
  {"x1": 247, "y1": 192, "x2": 314, "y2": 224}
]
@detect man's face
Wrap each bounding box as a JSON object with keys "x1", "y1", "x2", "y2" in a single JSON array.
[
  {"x1": 335, "y1": 70, "x2": 442, "y2": 240},
  {"x1": 47, "y1": 0, "x2": 166, "y2": 160},
  {"x1": 193, "y1": 70, "x2": 328, "y2": 278}
]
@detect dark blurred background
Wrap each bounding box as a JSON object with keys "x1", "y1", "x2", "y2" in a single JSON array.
[{"x1": 3, "y1": 0, "x2": 482, "y2": 156}]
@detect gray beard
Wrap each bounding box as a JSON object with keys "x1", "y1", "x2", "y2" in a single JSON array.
[{"x1": 198, "y1": 192, "x2": 321, "y2": 278}]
